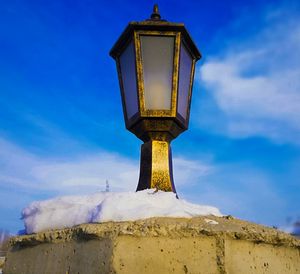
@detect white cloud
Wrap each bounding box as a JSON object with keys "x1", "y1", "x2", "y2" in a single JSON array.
[
  {"x1": 198, "y1": 8, "x2": 300, "y2": 144},
  {"x1": 173, "y1": 157, "x2": 212, "y2": 186},
  {"x1": 0, "y1": 137, "x2": 213, "y2": 233},
  {"x1": 0, "y1": 137, "x2": 292, "y2": 230},
  {"x1": 183, "y1": 163, "x2": 286, "y2": 226},
  {"x1": 0, "y1": 138, "x2": 211, "y2": 195},
  {"x1": 0, "y1": 138, "x2": 138, "y2": 194}
]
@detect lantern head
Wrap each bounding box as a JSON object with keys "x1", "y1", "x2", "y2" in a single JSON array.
[{"x1": 110, "y1": 5, "x2": 201, "y2": 142}]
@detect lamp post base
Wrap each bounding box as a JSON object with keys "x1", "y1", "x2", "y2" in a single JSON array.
[{"x1": 136, "y1": 140, "x2": 176, "y2": 193}]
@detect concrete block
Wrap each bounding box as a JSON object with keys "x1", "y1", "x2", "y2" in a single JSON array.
[{"x1": 3, "y1": 217, "x2": 300, "y2": 274}]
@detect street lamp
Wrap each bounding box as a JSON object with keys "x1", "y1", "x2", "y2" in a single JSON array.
[{"x1": 110, "y1": 5, "x2": 201, "y2": 194}]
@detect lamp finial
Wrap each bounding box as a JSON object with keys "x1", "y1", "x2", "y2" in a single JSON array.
[{"x1": 151, "y1": 4, "x2": 161, "y2": 20}]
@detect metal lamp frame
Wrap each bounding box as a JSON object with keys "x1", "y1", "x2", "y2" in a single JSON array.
[{"x1": 110, "y1": 6, "x2": 201, "y2": 193}]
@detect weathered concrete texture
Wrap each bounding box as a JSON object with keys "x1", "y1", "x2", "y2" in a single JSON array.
[
  {"x1": 0, "y1": 256, "x2": 5, "y2": 271},
  {"x1": 226, "y1": 240, "x2": 300, "y2": 274},
  {"x1": 3, "y1": 216, "x2": 300, "y2": 274}
]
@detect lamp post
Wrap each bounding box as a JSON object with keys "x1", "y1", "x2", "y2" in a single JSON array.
[{"x1": 110, "y1": 5, "x2": 201, "y2": 194}]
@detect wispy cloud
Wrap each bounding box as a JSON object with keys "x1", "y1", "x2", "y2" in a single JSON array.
[
  {"x1": 0, "y1": 137, "x2": 213, "y2": 233},
  {"x1": 0, "y1": 138, "x2": 137, "y2": 194},
  {"x1": 198, "y1": 7, "x2": 300, "y2": 144},
  {"x1": 0, "y1": 137, "x2": 293, "y2": 230},
  {"x1": 0, "y1": 138, "x2": 211, "y2": 195},
  {"x1": 183, "y1": 162, "x2": 286, "y2": 226}
]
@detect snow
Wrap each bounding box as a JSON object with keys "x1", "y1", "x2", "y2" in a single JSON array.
[
  {"x1": 204, "y1": 218, "x2": 219, "y2": 225},
  {"x1": 22, "y1": 189, "x2": 222, "y2": 234}
]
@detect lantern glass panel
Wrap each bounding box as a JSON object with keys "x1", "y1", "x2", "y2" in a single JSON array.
[
  {"x1": 141, "y1": 35, "x2": 175, "y2": 110},
  {"x1": 177, "y1": 43, "x2": 193, "y2": 120},
  {"x1": 119, "y1": 41, "x2": 139, "y2": 119}
]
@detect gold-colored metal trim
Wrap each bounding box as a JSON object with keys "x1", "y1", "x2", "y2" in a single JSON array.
[
  {"x1": 184, "y1": 37, "x2": 197, "y2": 128},
  {"x1": 136, "y1": 140, "x2": 176, "y2": 192},
  {"x1": 186, "y1": 59, "x2": 196, "y2": 127},
  {"x1": 110, "y1": 22, "x2": 201, "y2": 62},
  {"x1": 175, "y1": 40, "x2": 196, "y2": 129},
  {"x1": 172, "y1": 33, "x2": 181, "y2": 117},
  {"x1": 135, "y1": 30, "x2": 179, "y2": 118},
  {"x1": 134, "y1": 31, "x2": 145, "y2": 118}
]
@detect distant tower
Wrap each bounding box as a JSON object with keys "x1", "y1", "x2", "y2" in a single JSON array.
[{"x1": 105, "y1": 180, "x2": 110, "y2": 192}]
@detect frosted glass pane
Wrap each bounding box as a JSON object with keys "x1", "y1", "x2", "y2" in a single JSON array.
[
  {"x1": 141, "y1": 36, "x2": 174, "y2": 110},
  {"x1": 178, "y1": 44, "x2": 193, "y2": 120},
  {"x1": 119, "y1": 41, "x2": 138, "y2": 119}
]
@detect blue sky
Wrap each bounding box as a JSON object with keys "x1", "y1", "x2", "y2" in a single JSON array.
[{"x1": 0, "y1": 0, "x2": 300, "y2": 234}]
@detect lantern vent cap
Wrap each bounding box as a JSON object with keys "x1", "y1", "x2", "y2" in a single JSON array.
[{"x1": 109, "y1": 5, "x2": 201, "y2": 60}]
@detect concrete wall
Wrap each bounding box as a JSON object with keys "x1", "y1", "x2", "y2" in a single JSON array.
[{"x1": 3, "y1": 216, "x2": 300, "y2": 274}]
